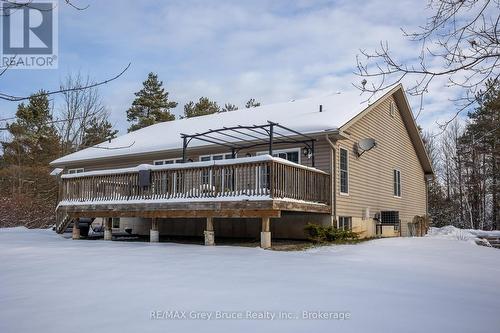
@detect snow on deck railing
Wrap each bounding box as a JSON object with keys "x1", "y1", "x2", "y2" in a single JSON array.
[
  {"x1": 60, "y1": 155, "x2": 328, "y2": 179},
  {"x1": 58, "y1": 155, "x2": 331, "y2": 206}
]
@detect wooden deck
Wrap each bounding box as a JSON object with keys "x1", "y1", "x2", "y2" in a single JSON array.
[{"x1": 56, "y1": 157, "x2": 331, "y2": 233}]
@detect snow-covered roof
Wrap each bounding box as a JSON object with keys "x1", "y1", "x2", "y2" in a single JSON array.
[{"x1": 51, "y1": 90, "x2": 381, "y2": 166}]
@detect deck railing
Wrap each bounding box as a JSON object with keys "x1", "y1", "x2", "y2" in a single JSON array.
[{"x1": 59, "y1": 156, "x2": 330, "y2": 205}]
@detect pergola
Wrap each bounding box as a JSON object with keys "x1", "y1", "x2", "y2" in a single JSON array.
[{"x1": 180, "y1": 121, "x2": 317, "y2": 166}]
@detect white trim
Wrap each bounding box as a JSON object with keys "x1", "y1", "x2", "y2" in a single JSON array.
[
  {"x1": 256, "y1": 147, "x2": 301, "y2": 164},
  {"x1": 67, "y1": 168, "x2": 84, "y2": 174},
  {"x1": 339, "y1": 147, "x2": 349, "y2": 195},
  {"x1": 153, "y1": 158, "x2": 182, "y2": 165}
]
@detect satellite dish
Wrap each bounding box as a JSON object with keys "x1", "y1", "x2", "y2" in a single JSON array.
[{"x1": 357, "y1": 138, "x2": 376, "y2": 157}]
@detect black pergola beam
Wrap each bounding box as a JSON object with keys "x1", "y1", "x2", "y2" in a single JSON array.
[
  {"x1": 269, "y1": 121, "x2": 315, "y2": 141},
  {"x1": 180, "y1": 122, "x2": 317, "y2": 166},
  {"x1": 224, "y1": 127, "x2": 268, "y2": 143},
  {"x1": 201, "y1": 133, "x2": 247, "y2": 149}
]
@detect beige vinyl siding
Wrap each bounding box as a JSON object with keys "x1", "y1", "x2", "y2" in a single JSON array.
[{"x1": 335, "y1": 95, "x2": 426, "y2": 222}]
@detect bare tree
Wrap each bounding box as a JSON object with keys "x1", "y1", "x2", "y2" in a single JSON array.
[
  {"x1": 56, "y1": 73, "x2": 112, "y2": 154},
  {"x1": 0, "y1": 0, "x2": 129, "y2": 103},
  {"x1": 356, "y1": 0, "x2": 500, "y2": 128}
]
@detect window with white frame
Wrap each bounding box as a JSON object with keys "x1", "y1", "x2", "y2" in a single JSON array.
[
  {"x1": 112, "y1": 217, "x2": 120, "y2": 229},
  {"x1": 153, "y1": 158, "x2": 183, "y2": 165},
  {"x1": 199, "y1": 153, "x2": 234, "y2": 162},
  {"x1": 339, "y1": 148, "x2": 349, "y2": 194},
  {"x1": 338, "y1": 216, "x2": 352, "y2": 231},
  {"x1": 393, "y1": 169, "x2": 401, "y2": 197},
  {"x1": 199, "y1": 154, "x2": 235, "y2": 189},
  {"x1": 153, "y1": 158, "x2": 182, "y2": 195},
  {"x1": 257, "y1": 148, "x2": 300, "y2": 164},
  {"x1": 68, "y1": 168, "x2": 84, "y2": 174}
]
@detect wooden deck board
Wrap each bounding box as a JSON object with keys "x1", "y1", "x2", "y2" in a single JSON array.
[{"x1": 58, "y1": 199, "x2": 330, "y2": 218}]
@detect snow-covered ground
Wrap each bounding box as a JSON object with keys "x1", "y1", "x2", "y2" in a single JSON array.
[{"x1": 1, "y1": 228, "x2": 499, "y2": 333}]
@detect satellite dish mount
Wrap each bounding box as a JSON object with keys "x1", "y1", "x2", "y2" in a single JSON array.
[{"x1": 356, "y1": 138, "x2": 376, "y2": 157}]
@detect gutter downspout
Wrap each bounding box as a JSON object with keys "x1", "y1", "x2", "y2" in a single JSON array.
[{"x1": 325, "y1": 134, "x2": 337, "y2": 227}]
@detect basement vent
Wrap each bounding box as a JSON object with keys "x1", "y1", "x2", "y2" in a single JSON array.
[{"x1": 389, "y1": 101, "x2": 395, "y2": 117}]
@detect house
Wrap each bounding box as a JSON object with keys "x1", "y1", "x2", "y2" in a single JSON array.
[{"x1": 50, "y1": 84, "x2": 433, "y2": 247}]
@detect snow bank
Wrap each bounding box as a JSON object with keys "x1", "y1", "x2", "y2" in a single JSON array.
[
  {"x1": 427, "y1": 225, "x2": 500, "y2": 246},
  {"x1": 427, "y1": 226, "x2": 480, "y2": 242},
  {"x1": 0, "y1": 226, "x2": 30, "y2": 233}
]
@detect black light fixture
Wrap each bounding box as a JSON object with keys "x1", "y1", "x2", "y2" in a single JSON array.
[{"x1": 302, "y1": 147, "x2": 310, "y2": 157}]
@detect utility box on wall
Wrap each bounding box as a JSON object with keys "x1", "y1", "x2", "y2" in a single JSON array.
[{"x1": 138, "y1": 169, "x2": 151, "y2": 187}]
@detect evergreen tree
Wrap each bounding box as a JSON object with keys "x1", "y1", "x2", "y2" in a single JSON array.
[
  {"x1": 81, "y1": 117, "x2": 118, "y2": 148},
  {"x1": 0, "y1": 91, "x2": 60, "y2": 202},
  {"x1": 245, "y1": 98, "x2": 261, "y2": 108},
  {"x1": 183, "y1": 97, "x2": 220, "y2": 118},
  {"x1": 126, "y1": 72, "x2": 177, "y2": 132},
  {"x1": 1, "y1": 91, "x2": 60, "y2": 167},
  {"x1": 221, "y1": 103, "x2": 238, "y2": 112}
]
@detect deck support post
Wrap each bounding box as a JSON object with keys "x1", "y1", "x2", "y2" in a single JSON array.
[
  {"x1": 104, "y1": 218, "x2": 112, "y2": 240},
  {"x1": 150, "y1": 218, "x2": 159, "y2": 243},
  {"x1": 204, "y1": 217, "x2": 215, "y2": 246},
  {"x1": 260, "y1": 217, "x2": 271, "y2": 249},
  {"x1": 72, "y1": 218, "x2": 80, "y2": 240}
]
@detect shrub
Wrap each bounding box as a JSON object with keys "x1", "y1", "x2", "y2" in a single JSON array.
[{"x1": 304, "y1": 223, "x2": 359, "y2": 243}]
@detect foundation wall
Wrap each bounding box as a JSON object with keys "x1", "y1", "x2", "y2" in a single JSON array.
[{"x1": 113, "y1": 212, "x2": 331, "y2": 240}]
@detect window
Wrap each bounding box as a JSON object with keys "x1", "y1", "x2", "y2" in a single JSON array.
[
  {"x1": 393, "y1": 169, "x2": 401, "y2": 197},
  {"x1": 199, "y1": 154, "x2": 234, "y2": 188},
  {"x1": 68, "y1": 168, "x2": 84, "y2": 174},
  {"x1": 112, "y1": 218, "x2": 120, "y2": 229},
  {"x1": 153, "y1": 159, "x2": 183, "y2": 194},
  {"x1": 199, "y1": 153, "x2": 234, "y2": 162},
  {"x1": 338, "y1": 216, "x2": 352, "y2": 231},
  {"x1": 257, "y1": 148, "x2": 300, "y2": 164},
  {"x1": 381, "y1": 211, "x2": 399, "y2": 224},
  {"x1": 389, "y1": 101, "x2": 395, "y2": 117},
  {"x1": 339, "y1": 148, "x2": 349, "y2": 194},
  {"x1": 154, "y1": 158, "x2": 182, "y2": 165}
]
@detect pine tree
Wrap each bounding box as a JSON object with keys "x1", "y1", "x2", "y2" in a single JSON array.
[
  {"x1": 126, "y1": 72, "x2": 177, "y2": 132},
  {"x1": 245, "y1": 98, "x2": 261, "y2": 108},
  {"x1": 221, "y1": 103, "x2": 238, "y2": 112},
  {"x1": 2, "y1": 91, "x2": 60, "y2": 167},
  {"x1": 183, "y1": 97, "x2": 220, "y2": 118},
  {"x1": 0, "y1": 91, "x2": 60, "y2": 203},
  {"x1": 81, "y1": 117, "x2": 118, "y2": 148}
]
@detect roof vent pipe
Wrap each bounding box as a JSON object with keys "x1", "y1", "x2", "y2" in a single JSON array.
[{"x1": 319, "y1": 104, "x2": 323, "y2": 112}]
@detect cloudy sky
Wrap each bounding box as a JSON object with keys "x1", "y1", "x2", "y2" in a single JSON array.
[{"x1": 1, "y1": 0, "x2": 462, "y2": 134}]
